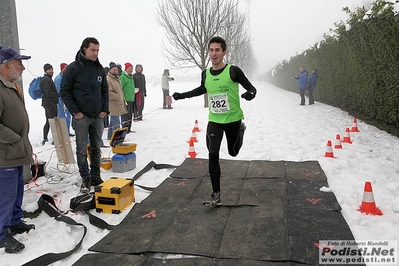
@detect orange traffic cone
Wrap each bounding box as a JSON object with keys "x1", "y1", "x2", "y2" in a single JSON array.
[
  {"x1": 193, "y1": 120, "x2": 200, "y2": 132},
  {"x1": 189, "y1": 129, "x2": 198, "y2": 143},
  {"x1": 358, "y1": 182, "x2": 383, "y2": 215},
  {"x1": 187, "y1": 139, "x2": 197, "y2": 158},
  {"x1": 342, "y1": 128, "x2": 353, "y2": 144},
  {"x1": 334, "y1": 134, "x2": 343, "y2": 149},
  {"x1": 324, "y1": 140, "x2": 335, "y2": 158},
  {"x1": 351, "y1": 118, "x2": 360, "y2": 132}
]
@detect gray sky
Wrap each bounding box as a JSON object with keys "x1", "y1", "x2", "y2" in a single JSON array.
[{"x1": 15, "y1": 0, "x2": 365, "y2": 79}]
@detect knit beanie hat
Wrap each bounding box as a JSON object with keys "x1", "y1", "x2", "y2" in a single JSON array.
[
  {"x1": 43, "y1": 63, "x2": 53, "y2": 71},
  {"x1": 125, "y1": 62, "x2": 133, "y2": 70},
  {"x1": 109, "y1": 62, "x2": 118, "y2": 69},
  {"x1": 60, "y1": 63, "x2": 68, "y2": 71}
]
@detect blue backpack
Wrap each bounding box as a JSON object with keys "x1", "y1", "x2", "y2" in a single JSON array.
[{"x1": 28, "y1": 76, "x2": 45, "y2": 100}]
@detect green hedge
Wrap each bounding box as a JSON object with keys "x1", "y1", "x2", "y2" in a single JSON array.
[{"x1": 267, "y1": 0, "x2": 399, "y2": 127}]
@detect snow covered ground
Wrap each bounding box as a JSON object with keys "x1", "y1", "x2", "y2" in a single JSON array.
[{"x1": 1, "y1": 80, "x2": 398, "y2": 265}]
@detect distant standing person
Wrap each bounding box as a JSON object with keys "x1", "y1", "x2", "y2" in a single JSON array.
[
  {"x1": 172, "y1": 36, "x2": 257, "y2": 207},
  {"x1": 161, "y1": 69, "x2": 174, "y2": 109},
  {"x1": 60, "y1": 37, "x2": 109, "y2": 192},
  {"x1": 107, "y1": 62, "x2": 127, "y2": 140},
  {"x1": 133, "y1": 64, "x2": 146, "y2": 121},
  {"x1": 54, "y1": 63, "x2": 74, "y2": 136},
  {"x1": 41, "y1": 63, "x2": 58, "y2": 145},
  {"x1": 306, "y1": 69, "x2": 318, "y2": 105},
  {"x1": 0, "y1": 48, "x2": 35, "y2": 253},
  {"x1": 116, "y1": 63, "x2": 122, "y2": 76},
  {"x1": 294, "y1": 66, "x2": 308, "y2": 105},
  {"x1": 120, "y1": 62, "x2": 135, "y2": 132}
]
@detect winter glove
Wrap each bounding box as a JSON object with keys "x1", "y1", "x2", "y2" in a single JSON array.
[
  {"x1": 171, "y1": 77, "x2": 175, "y2": 81},
  {"x1": 173, "y1": 92, "x2": 185, "y2": 100},
  {"x1": 241, "y1": 91, "x2": 255, "y2": 101}
]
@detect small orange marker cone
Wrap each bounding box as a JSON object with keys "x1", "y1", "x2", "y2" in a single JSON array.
[
  {"x1": 342, "y1": 128, "x2": 353, "y2": 144},
  {"x1": 358, "y1": 182, "x2": 383, "y2": 215},
  {"x1": 351, "y1": 118, "x2": 360, "y2": 132},
  {"x1": 324, "y1": 140, "x2": 335, "y2": 158},
  {"x1": 334, "y1": 134, "x2": 343, "y2": 149},
  {"x1": 187, "y1": 139, "x2": 197, "y2": 158},
  {"x1": 193, "y1": 120, "x2": 200, "y2": 132},
  {"x1": 189, "y1": 129, "x2": 198, "y2": 143}
]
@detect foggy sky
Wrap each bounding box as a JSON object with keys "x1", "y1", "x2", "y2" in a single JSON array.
[{"x1": 15, "y1": 0, "x2": 365, "y2": 79}]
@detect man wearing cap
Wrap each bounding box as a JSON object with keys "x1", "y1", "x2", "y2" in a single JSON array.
[
  {"x1": 120, "y1": 62, "x2": 135, "y2": 132},
  {"x1": 60, "y1": 37, "x2": 109, "y2": 192},
  {"x1": 54, "y1": 63, "x2": 74, "y2": 136},
  {"x1": 0, "y1": 48, "x2": 35, "y2": 253},
  {"x1": 107, "y1": 62, "x2": 127, "y2": 140},
  {"x1": 41, "y1": 63, "x2": 59, "y2": 145}
]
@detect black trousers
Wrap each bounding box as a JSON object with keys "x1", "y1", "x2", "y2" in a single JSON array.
[
  {"x1": 122, "y1": 101, "x2": 134, "y2": 131},
  {"x1": 307, "y1": 88, "x2": 314, "y2": 104},
  {"x1": 299, "y1": 88, "x2": 306, "y2": 105},
  {"x1": 43, "y1": 104, "x2": 58, "y2": 140},
  {"x1": 134, "y1": 93, "x2": 145, "y2": 120},
  {"x1": 206, "y1": 120, "x2": 243, "y2": 193}
]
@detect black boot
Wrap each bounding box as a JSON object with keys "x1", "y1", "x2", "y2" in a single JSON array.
[
  {"x1": 91, "y1": 176, "x2": 104, "y2": 186},
  {"x1": 10, "y1": 221, "x2": 35, "y2": 235},
  {"x1": 80, "y1": 176, "x2": 91, "y2": 192},
  {"x1": 0, "y1": 227, "x2": 25, "y2": 253}
]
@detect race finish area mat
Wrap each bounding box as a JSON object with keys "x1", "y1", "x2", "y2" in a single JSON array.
[{"x1": 73, "y1": 158, "x2": 362, "y2": 266}]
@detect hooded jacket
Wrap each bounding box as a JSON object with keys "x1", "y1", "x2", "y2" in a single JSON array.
[
  {"x1": 60, "y1": 51, "x2": 109, "y2": 116},
  {"x1": 107, "y1": 72, "x2": 127, "y2": 116},
  {"x1": 133, "y1": 65, "x2": 146, "y2": 96},
  {"x1": 120, "y1": 71, "x2": 135, "y2": 102},
  {"x1": 0, "y1": 75, "x2": 33, "y2": 167}
]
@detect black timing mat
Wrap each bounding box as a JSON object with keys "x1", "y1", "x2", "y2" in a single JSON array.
[{"x1": 75, "y1": 159, "x2": 361, "y2": 265}]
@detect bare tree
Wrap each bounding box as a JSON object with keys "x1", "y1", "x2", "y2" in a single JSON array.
[
  {"x1": 220, "y1": 8, "x2": 257, "y2": 75},
  {"x1": 156, "y1": 0, "x2": 254, "y2": 107}
]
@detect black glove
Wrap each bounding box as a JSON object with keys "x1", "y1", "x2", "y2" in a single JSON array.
[
  {"x1": 173, "y1": 92, "x2": 185, "y2": 100},
  {"x1": 171, "y1": 77, "x2": 175, "y2": 81},
  {"x1": 241, "y1": 91, "x2": 255, "y2": 101}
]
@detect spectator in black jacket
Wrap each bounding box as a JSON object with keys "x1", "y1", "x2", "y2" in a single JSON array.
[
  {"x1": 133, "y1": 64, "x2": 146, "y2": 121},
  {"x1": 60, "y1": 37, "x2": 109, "y2": 192},
  {"x1": 41, "y1": 63, "x2": 58, "y2": 145}
]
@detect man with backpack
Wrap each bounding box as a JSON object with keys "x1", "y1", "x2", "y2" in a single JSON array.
[{"x1": 41, "y1": 63, "x2": 58, "y2": 145}]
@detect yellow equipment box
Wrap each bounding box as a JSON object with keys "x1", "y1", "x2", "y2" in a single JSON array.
[
  {"x1": 87, "y1": 144, "x2": 112, "y2": 170},
  {"x1": 109, "y1": 127, "x2": 137, "y2": 154},
  {"x1": 100, "y1": 158, "x2": 112, "y2": 170},
  {"x1": 94, "y1": 177, "x2": 135, "y2": 214}
]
